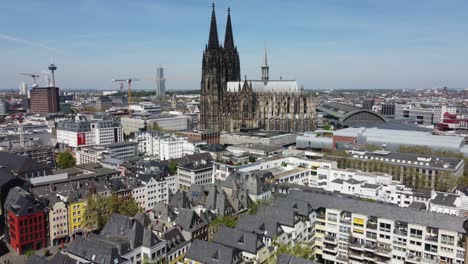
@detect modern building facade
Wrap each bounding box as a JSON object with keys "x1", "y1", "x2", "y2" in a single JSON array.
[{"x1": 30, "y1": 87, "x2": 60, "y2": 113}]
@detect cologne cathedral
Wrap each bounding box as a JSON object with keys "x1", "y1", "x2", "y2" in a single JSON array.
[{"x1": 199, "y1": 4, "x2": 317, "y2": 133}]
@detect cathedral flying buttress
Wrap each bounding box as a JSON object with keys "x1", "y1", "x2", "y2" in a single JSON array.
[{"x1": 199, "y1": 4, "x2": 317, "y2": 133}]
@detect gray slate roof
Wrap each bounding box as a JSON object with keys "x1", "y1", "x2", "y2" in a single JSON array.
[
  {"x1": 4, "y1": 187, "x2": 44, "y2": 216},
  {"x1": 185, "y1": 239, "x2": 237, "y2": 264},
  {"x1": 175, "y1": 208, "x2": 207, "y2": 232},
  {"x1": 431, "y1": 192, "x2": 458, "y2": 207},
  {"x1": 213, "y1": 226, "x2": 263, "y2": 254},
  {"x1": 277, "y1": 254, "x2": 319, "y2": 264},
  {"x1": 67, "y1": 236, "x2": 124, "y2": 264}
]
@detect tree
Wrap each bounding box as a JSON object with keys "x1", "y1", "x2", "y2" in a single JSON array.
[
  {"x1": 57, "y1": 151, "x2": 76, "y2": 169},
  {"x1": 148, "y1": 122, "x2": 163, "y2": 132},
  {"x1": 249, "y1": 156, "x2": 257, "y2": 163},
  {"x1": 120, "y1": 199, "x2": 140, "y2": 217},
  {"x1": 83, "y1": 194, "x2": 141, "y2": 231},
  {"x1": 168, "y1": 160, "x2": 178, "y2": 175},
  {"x1": 271, "y1": 240, "x2": 315, "y2": 263}
]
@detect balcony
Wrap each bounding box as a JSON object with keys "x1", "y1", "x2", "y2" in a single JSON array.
[
  {"x1": 364, "y1": 243, "x2": 376, "y2": 251},
  {"x1": 366, "y1": 216, "x2": 378, "y2": 229},
  {"x1": 349, "y1": 242, "x2": 364, "y2": 250},
  {"x1": 425, "y1": 235, "x2": 438, "y2": 242},
  {"x1": 339, "y1": 217, "x2": 351, "y2": 225},
  {"x1": 317, "y1": 213, "x2": 326, "y2": 220},
  {"x1": 393, "y1": 228, "x2": 407, "y2": 236},
  {"x1": 349, "y1": 250, "x2": 362, "y2": 258},
  {"x1": 422, "y1": 257, "x2": 439, "y2": 264},
  {"x1": 406, "y1": 254, "x2": 421, "y2": 263},
  {"x1": 324, "y1": 235, "x2": 337, "y2": 244},
  {"x1": 366, "y1": 222, "x2": 377, "y2": 230},
  {"x1": 376, "y1": 246, "x2": 392, "y2": 257},
  {"x1": 363, "y1": 252, "x2": 375, "y2": 260},
  {"x1": 336, "y1": 255, "x2": 349, "y2": 262}
]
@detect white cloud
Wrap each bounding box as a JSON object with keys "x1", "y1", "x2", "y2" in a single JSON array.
[{"x1": 0, "y1": 33, "x2": 60, "y2": 52}]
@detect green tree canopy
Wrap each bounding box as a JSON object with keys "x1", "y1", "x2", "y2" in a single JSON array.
[
  {"x1": 168, "y1": 160, "x2": 178, "y2": 175},
  {"x1": 84, "y1": 194, "x2": 141, "y2": 231},
  {"x1": 56, "y1": 151, "x2": 76, "y2": 169}
]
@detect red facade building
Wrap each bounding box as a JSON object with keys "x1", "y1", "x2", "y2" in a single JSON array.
[{"x1": 4, "y1": 187, "x2": 46, "y2": 254}]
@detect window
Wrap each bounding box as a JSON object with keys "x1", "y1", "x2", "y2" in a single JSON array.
[
  {"x1": 441, "y1": 235, "x2": 455, "y2": 245},
  {"x1": 379, "y1": 223, "x2": 391, "y2": 232},
  {"x1": 410, "y1": 228, "x2": 423, "y2": 239}
]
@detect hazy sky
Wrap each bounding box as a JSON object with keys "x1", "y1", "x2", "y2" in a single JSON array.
[{"x1": 1, "y1": 0, "x2": 468, "y2": 90}]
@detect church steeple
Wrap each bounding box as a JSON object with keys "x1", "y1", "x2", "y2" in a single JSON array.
[
  {"x1": 261, "y1": 46, "x2": 269, "y2": 83},
  {"x1": 224, "y1": 7, "x2": 235, "y2": 50},
  {"x1": 208, "y1": 3, "x2": 219, "y2": 50}
]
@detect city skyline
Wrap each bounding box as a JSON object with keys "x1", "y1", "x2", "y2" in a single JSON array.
[{"x1": 1, "y1": 0, "x2": 468, "y2": 90}]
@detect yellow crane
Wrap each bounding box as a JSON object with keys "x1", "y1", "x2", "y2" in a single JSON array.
[{"x1": 112, "y1": 78, "x2": 140, "y2": 114}]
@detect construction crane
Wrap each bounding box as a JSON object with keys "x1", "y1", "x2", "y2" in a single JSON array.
[
  {"x1": 11, "y1": 113, "x2": 25, "y2": 147},
  {"x1": 112, "y1": 78, "x2": 140, "y2": 114},
  {"x1": 19, "y1": 73, "x2": 40, "y2": 87}
]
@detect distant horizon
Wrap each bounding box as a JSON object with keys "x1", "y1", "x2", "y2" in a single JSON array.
[
  {"x1": 1, "y1": 86, "x2": 466, "y2": 93},
  {"x1": 1, "y1": 1, "x2": 468, "y2": 90}
]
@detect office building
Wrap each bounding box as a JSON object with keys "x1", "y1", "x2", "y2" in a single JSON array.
[
  {"x1": 156, "y1": 66, "x2": 165, "y2": 97},
  {"x1": 381, "y1": 103, "x2": 396, "y2": 118},
  {"x1": 19, "y1": 82, "x2": 28, "y2": 96},
  {"x1": 30, "y1": 87, "x2": 60, "y2": 113},
  {"x1": 57, "y1": 118, "x2": 123, "y2": 148},
  {"x1": 76, "y1": 141, "x2": 138, "y2": 164},
  {"x1": 0, "y1": 99, "x2": 9, "y2": 115},
  {"x1": 120, "y1": 114, "x2": 192, "y2": 135},
  {"x1": 395, "y1": 104, "x2": 434, "y2": 125}
]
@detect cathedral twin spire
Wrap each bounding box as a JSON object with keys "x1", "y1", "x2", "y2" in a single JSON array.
[
  {"x1": 207, "y1": 4, "x2": 235, "y2": 51},
  {"x1": 208, "y1": 3, "x2": 219, "y2": 50}
]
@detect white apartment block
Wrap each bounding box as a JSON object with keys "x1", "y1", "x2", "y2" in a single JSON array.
[
  {"x1": 177, "y1": 160, "x2": 213, "y2": 191},
  {"x1": 212, "y1": 155, "x2": 336, "y2": 184},
  {"x1": 135, "y1": 131, "x2": 167, "y2": 156},
  {"x1": 132, "y1": 174, "x2": 173, "y2": 211},
  {"x1": 159, "y1": 136, "x2": 198, "y2": 161},
  {"x1": 274, "y1": 189, "x2": 467, "y2": 264},
  {"x1": 57, "y1": 118, "x2": 123, "y2": 148}
]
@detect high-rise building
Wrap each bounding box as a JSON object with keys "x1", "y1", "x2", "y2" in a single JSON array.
[
  {"x1": 19, "y1": 82, "x2": 28, "y2": 96},
  {"x1": 0, "y1": 99, "x2": 9, "y2": 115},
  {"x1": 30, "y1": 87, "x2": 60, "y2": 113},
  {"x1": 30, "y1": 64, "x2": 60, "y2": 113},
  {"x1": 156, "y1": 66, "x2": 166, "y2": 97}
]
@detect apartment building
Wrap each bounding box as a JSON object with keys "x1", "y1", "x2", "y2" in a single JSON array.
[
  {"x1": 132, "y1": 173, "x2": 174, "y2": 211},
  {"x1": 135, "y1": 131, "x2": 168, "y2": 156},
  {"x1": 177, "y1": 160, "x2": 213, "y2": 191},
  {"x1": 283, "y1": 189, "x2": 467, "y2": 264},
  {"x1": 190, "y1": 183, "x2": 468, "y2": 264},
  {"x1": 4, "y1": 187, "x2": 47, "y2": 254}
]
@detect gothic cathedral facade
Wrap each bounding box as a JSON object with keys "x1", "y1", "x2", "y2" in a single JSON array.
[{"x1": 200, "y1": 4, "x2": 317, "y2": 133}]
